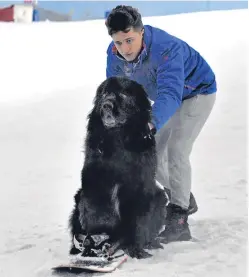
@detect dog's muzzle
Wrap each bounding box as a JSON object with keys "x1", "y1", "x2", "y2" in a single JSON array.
[{"x1": 100, "y1": 100, "x2": 116, "y2": 128}]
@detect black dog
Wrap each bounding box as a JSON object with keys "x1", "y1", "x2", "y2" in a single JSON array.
[{"x1": 69, "y1": 76, "x2": 168, "y2": 259}]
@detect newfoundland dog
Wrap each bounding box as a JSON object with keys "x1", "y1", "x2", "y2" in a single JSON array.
[{"x1": 68, "y1": 76, "x2": 168, "y2": 259}]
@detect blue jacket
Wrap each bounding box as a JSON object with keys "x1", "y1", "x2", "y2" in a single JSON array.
[{"x1": 106, "y1": 25, "x2": 217, "y2": 131}]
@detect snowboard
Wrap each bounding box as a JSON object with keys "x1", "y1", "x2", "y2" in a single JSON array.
[
  {"x1": 52, "y1": 249, "x2": 128, "y2": 273},
  {"x1": 52, "y1": 234, "x2": 128, "y2": 274}
]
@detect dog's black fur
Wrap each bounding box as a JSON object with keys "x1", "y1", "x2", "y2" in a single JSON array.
[{"x1": 69, "y1": 76, "x2": 167, "y2": 259}]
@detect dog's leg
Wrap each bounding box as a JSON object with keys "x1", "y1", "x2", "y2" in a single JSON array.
[
  {"x1": 144, "y1": 189, "x2": 168, "y2": 249},
  {"x1": 122, "y1": 215, "x2": 153, "y2": 259},
  {"x1": 68, "y1": 189, "x2": 86, "y2": 255},
  {"x1": 121, "y1": 188, "x2": 167, "y2": 258},
  {"x1": 117, "y1": 199, "x2": 153, "y2": 259}
]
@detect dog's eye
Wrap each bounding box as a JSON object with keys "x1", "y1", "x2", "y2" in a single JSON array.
[{"x1": 120, "y1": 93, "x2": 127, "y2": 100}]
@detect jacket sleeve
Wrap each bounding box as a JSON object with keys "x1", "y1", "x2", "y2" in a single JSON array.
[
  {"x1": 106, "y1": 44, "x2": 120, "y2": 78},
  {"x1": 151, "y1": 44, "x2": 184, "y2": 131}
]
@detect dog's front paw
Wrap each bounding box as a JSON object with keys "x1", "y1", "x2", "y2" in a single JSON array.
[
  {"x1": 126, "y1": 246, "x2": 152, "y2": 259},
  {"x1": 145, "y1": 238, "x2": 164, "y2": 250},
  {"x1": 69, "y1": 246, "x2": 81, "y2": 255}
]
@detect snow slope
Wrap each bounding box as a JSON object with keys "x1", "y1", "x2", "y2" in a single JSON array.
[{"x1": 0, "y1": 9, "x2": 247, "y2": 277}]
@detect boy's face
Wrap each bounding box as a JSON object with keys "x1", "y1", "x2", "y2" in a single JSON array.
[{"x1": 111, "y1": 28, "x2": 144, "y2": 62}]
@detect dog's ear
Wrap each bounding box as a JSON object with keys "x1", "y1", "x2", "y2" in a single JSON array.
[
  {"x1": 87, "y1": 80, "x2": 107, "y2": 120},
  {"x1": 74, "y1": 188, "x2": 82, "y2": 204},
  {"x1": 86, "y1": 80, "x2": 107, "y2": 134},
  {"x1": 137, "y1": 85, "x2": 152, "y2": 112},
  {"x1": 95, "y1": 80, "x2": 107, "y2": 100},
  {"x1": 132, "y1": 84, "x2": 152, "y2": 123}
]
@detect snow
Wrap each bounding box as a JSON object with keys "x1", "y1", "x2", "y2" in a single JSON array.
[{"x1": 0, "y1": 9, "x2": 247, "y2": 277}]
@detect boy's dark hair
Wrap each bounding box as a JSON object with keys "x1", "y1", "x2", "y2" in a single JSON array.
[{"x1": 105, "y1": 5, "x2": 143, "y2": 36}]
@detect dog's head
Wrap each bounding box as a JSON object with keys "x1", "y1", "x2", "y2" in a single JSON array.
[{"x1": 92, "y1": 77, "x2": 151, "y2": 129}]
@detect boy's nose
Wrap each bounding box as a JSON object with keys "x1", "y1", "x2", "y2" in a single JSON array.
[{"x1": 121, "y1": 44, "x2": 131, "y2": 54}]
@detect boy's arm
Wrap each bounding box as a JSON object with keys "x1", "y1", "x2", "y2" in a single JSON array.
[
  {"x1": 151, "y1": 44, "x2": 184, "y2": 131},
  {"x1": 106, "y1": 45, "x2": 120, "y2": 78}
]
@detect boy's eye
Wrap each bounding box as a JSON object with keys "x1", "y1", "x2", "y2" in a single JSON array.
[
  {"x1": 126, "y1": 39, "x2": 133, "y2": 44},
  {"x1": 115, "y1": 41, "x2": 122, "y2": 46}
]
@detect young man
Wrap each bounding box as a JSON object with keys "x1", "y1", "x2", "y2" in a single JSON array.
[{"x1": 105, "y1": 5, "x2": 216, "y2": 243}]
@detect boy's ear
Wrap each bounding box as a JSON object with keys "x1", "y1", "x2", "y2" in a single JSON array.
[{"x1": 141, "y1": 28, "x2": 144, "y2": 35}]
